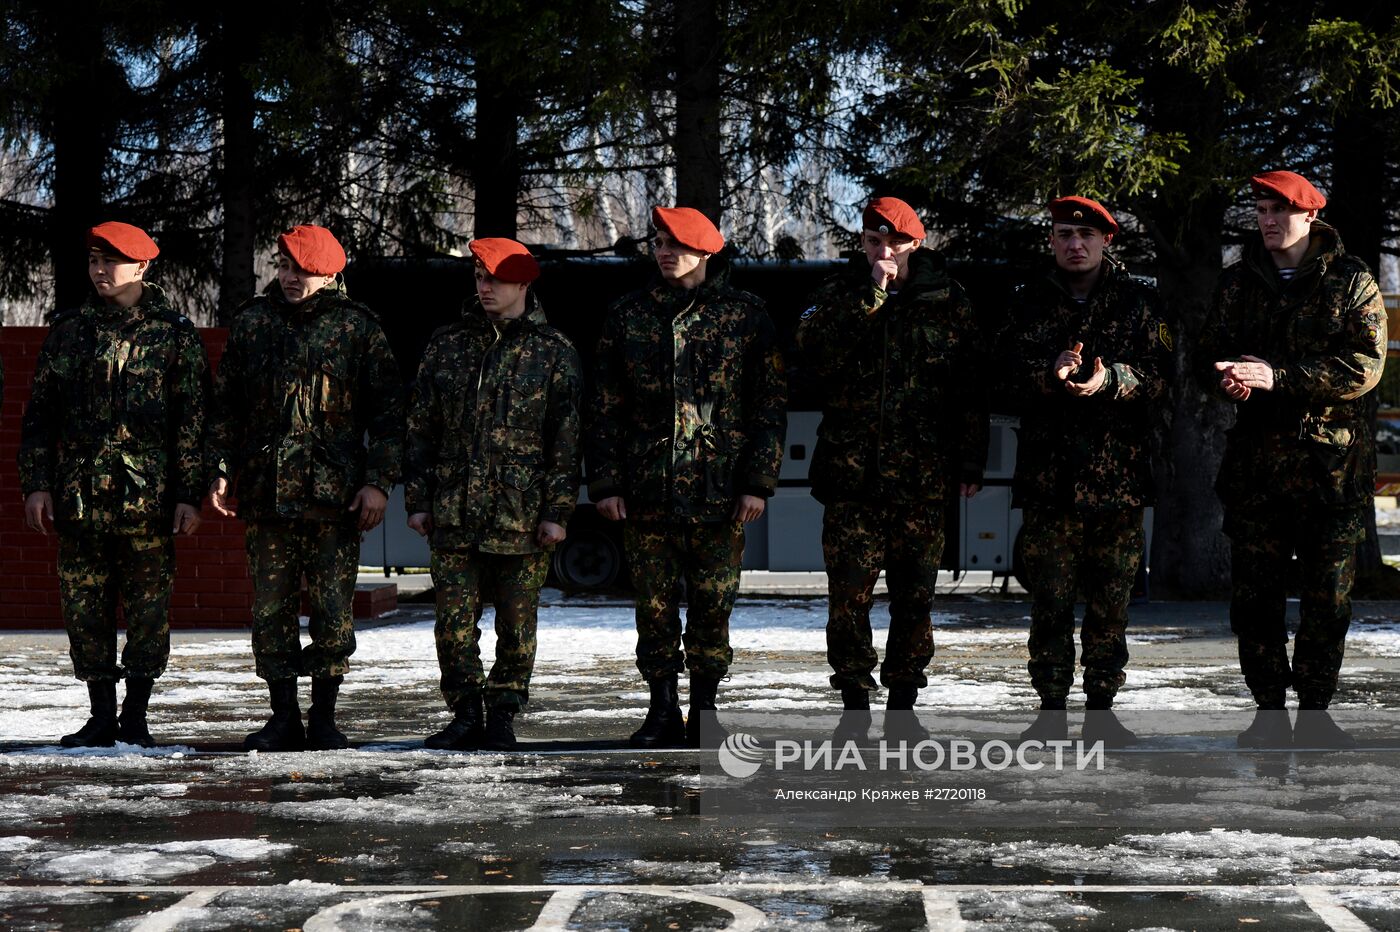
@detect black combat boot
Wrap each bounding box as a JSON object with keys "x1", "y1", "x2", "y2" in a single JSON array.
[
  {"x1": 117, "y1": 677, "x2": 156, "y2": 748},
  {"x1": 425, "y1": 695, "x2": 485, "y2": 750},
  {"x1": 482, "y1": 704, "x2": 518, "y2": 751},
  {"x1": 61, "y1": 681, "x2": 118, "y2": 748},
  {"x1": 884, "y1": 684, "x2": 930, "y2": 745},
  {"x1": 629, "y1": 675, "x2": 686, "y2": 749},
  {"x1": 305, "y1": 676, "x2": 349, "y2": 750},
  {"x1": 1237, "y1": 709, "x2": 1293, "y2": 748},
  {"x1": 832, "y1": 686, "x2": 872, "y2": 746},
  {"x1": 1081, "y1": 694, "x2": 1138, "y2": 749},
  {"x1": 1293, "y1": 707, "x2": 1356, "y2": 750},
  {"x1": 1019, "y1": 697, "x2": 1068, "y2": 743},
  {"x1": 686, "y1": 674, "x2": 727, "y2": 748},
  {"x1": 1237, "y1": 692, "x2": 1292, "y2": 749},
  {"x1": 244, "y1": 679, "x2": 305, "y2": 752}
]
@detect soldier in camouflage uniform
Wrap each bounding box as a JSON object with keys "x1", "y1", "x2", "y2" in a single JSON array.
[
  {"x1": 1004, "y1": 197, "x2": 1172, "y2": 748},
  {"x1": 1199, "y1": 171, "x2": 1386, "y2": 749},
  {"x1": 588, "y1": 206, "x2": 786, "y2": 749},
  {"x1": 19, "y1": 221, "x2": 209, "y2": 748},
  {"x1": 405, "y1": 238, "x2": 582, "y2": 751},
  {"x1": 207, "y1": 224, "x2": 404, "y2": 752},
  {"x1": 797, "y1": 197, "x2": 988, "y2": 730}
]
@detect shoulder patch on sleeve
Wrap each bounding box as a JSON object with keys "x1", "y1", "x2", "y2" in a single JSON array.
[
  {"x1": 1157, "y1": 322, "x2": 1175, "y2": 352},
  {"x1": 800, "y1": 305, "x2": 820, "y2": 320}
]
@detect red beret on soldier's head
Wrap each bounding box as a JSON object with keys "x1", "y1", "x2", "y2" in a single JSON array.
[
  {"x1": 1250, "y1": 170, "x2": 1327, "y2": 210},
  {"x1": 469, "y1": 237, "x2": 541, "y2": 284},
  {"x1": 862, "y1": 197, "x2": 926, "y2": 240},
  {"x1": 86, "y1": 221, "x2": 159, "y2": 261},
  {"x1": 1048, "y1": 196, "x2": 1118, "y2": 235},
  {"x1": 651, "y1": 206, "x2": 725, "y2": 254},
  {"x1": 277, "y1": 225, "x2": 347, "y2": 276}
]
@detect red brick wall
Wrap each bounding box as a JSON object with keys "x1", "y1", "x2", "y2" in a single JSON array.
[{"x1": 1, "y1": 326, "x2": 253, "y2": 629}]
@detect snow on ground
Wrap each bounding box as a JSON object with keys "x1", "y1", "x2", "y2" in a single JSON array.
[
  {"x1": 923, "y1": 830, "x2": 1400, "y2": 885},
  {"x1": 4, "y1": 596, "x2": 1400, "y2": 924},
  {"x1": 0, "y1": 835, "x2": 292, "y2": 883},
  {"x1": 8, "y1": 596, "x2": 1400, "y2": 747}
]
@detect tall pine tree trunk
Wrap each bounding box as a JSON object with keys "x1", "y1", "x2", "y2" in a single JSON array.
[
  {"x1": 473, "y1": 63, "x2": 520, "y2": 239},
  {"x1": 48, "y1": 10, "x2": 110, "y2": 313},
  {"x1": 1138, "y1": 73, "x2": 1234, "y2": 597},
  {"x1": 1330, "y1": 102, "x2": 1391, "y2": 588},
  {"x1": 1146, "y1": 192, "x2": 1233, "y2": 597},
  {"x1": 218, "y1": 9, "x2": 258, "y2": 325},
  {"x1": 673, "y1": 0, "x2": 723, "y2": 224}
]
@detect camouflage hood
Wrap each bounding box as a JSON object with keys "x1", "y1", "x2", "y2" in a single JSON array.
[
  {"x1": 838, "y1": 246, "x2": 953, "y2": 306},
  {"x1": 1243, "y1": 221, "x2": 1345, "y2": 295},
  {"x1": 261, "y1": 274, "x2": 373, "y2": 320},
  {"x1": 81, "y1": 281, "x2": 179, "y2": 322},
  {"x1": 1044, "y1": 255, "x2": 1129, "y2": 300},
  {"x1": 460, "y1": 286, "x2": 548, "y2": 331},
  {"x1": 899, "y1": 246, "x2": 954, "y2": 298},
  {"x1": 646, "y1": 252, "x2": 736, "y2": 316}
]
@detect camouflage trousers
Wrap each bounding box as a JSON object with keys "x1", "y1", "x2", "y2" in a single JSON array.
[
  {"x1": 822, "y1": 501, "x2": 943, "y2": 691},
  {"x1": 625, "y1": 519, "x2": 744, "y2": 682},
  {"x1": 246, "y1": 519, "x2": 359, "y2": 682},
  {"x1": 57, "y1": 529, "x2": 174, "y2": 682},
  {"x1": 1224, "y1": 499, "x2": 1365, "y2": 709},
  {"x1": 1021, "y1": 507, "x2": 1144, "y2": 702},
  {"x1": 432, "y1": 546, "x2": 548, "y2": 712}
]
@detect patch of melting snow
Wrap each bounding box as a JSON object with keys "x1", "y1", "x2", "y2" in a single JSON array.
[
  {"x1": 626, "y1": 858, "x2": 724, "y2": 880},
  {"x1": 959, "y1": 889, "x2": 1101, "y2": 921},
  {"x1": 438, "y1": 840, "x2": 497, "y2": 854},
  {"x1": 927, "y1": 830, "x2": 1400, "y2": 883},
  {"x1": 1336, "y1": 888, "x2": 1400, "y2": 910},
  {"x1": 1343, "y1": 623, "x2": 1400, "y2": 657},
  {"x1": 27, "y1": 837, "x2": 293, "y2": 881}
]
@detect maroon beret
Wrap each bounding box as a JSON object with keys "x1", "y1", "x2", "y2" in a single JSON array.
[
  {"x1": 1251, "y1": 171, "x2": 1327, "y2": 210},
  {"x1": 86, "y1": 221, "x2": 159, "y2": 261},
  {"x1": 277, "y1": 225, "x2": 347, "y2": 276},
  {"x1": 652, "y1": 206, "x2": 725, "y2": 253},
  {"x1": 1048, "y1": 196, "x2": 1118, "y2": 235},
  {"x1": 862, "y1": 197, "x2": 926, "y2": 240},
  {"x1": 469, "y1": 237, "x2": 540, "y2": 284}
]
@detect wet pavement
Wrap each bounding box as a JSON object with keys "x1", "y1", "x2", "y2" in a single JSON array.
[{"x1": 3, "y1": 593, "x2": 1400, "y2": 928}]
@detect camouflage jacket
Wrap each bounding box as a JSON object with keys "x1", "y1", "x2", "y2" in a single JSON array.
[
  {"x1": 586, "y1": 259, "x2": 787, "y2": 521},
  {"x1": 405, "y1": 294, "x2": 583, "y2": 554},
  {"x1": 1196, "y1": 222, "x2": 1386, "y2": 506},
  {"x1": 207, "y1": 279, "x2": 405, "y2": 522},
  {"x1": 18, "y1": 284, "x2": 210, "y2": 533},
  {"x1": 1003, "y1": 260, "x2": 1173, "y2": 510},
  {"x1": 796, "y1": 248, "x2": 989, "y2": 505}
]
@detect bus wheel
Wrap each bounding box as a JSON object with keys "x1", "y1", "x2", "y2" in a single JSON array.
[{"x1": 552, "y1": 528, "x2": 622, "y2": 590}]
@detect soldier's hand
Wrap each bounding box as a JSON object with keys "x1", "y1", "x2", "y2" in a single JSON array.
[
  {"x1": 960, "y1": 483, "x2": 981, "y2": 499},
  {"x1": 1053, "y1": 342, "x2": 1084, "y2": 381},
  {"x1": 1064, "y1": 357, "x2": 1107, "y2": 397},
  {"x1": 24, "y1": 491, "x2": 54, "y2": 535},
  {"x1": 1214, "y1": 361, "x2": 1254, "y2": 401},
  {"x1": 536, "y1": 521, "x2": 566, "y2": 547},
  {"x1": 407, "y1": 512, "x2": 434, "y2": 537},
  {"x1": 733, "y1": 494, "x2": 766, "y2": 523},
  {"x1": 350, "y1": 485, "x2": 389, "y2": 531},
  {"x1": 208, "y1": 477, "x2": 236, "y2": 517},
  {"x1": 172, "y1": 503, "x2": 202, "y2": 535},
  {"x1": 871, "y1": 258, "x2": 898, "y2": 290},
  {"x1": 1230, "y1": 354, "x2": 1275, "y2": 391},
  {"x1": 597, "y1": 496, "x2": 627, "y2": 521},
  {"x1": 1220, "y1": 375, "x2": 1252, "y2": 401}
]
